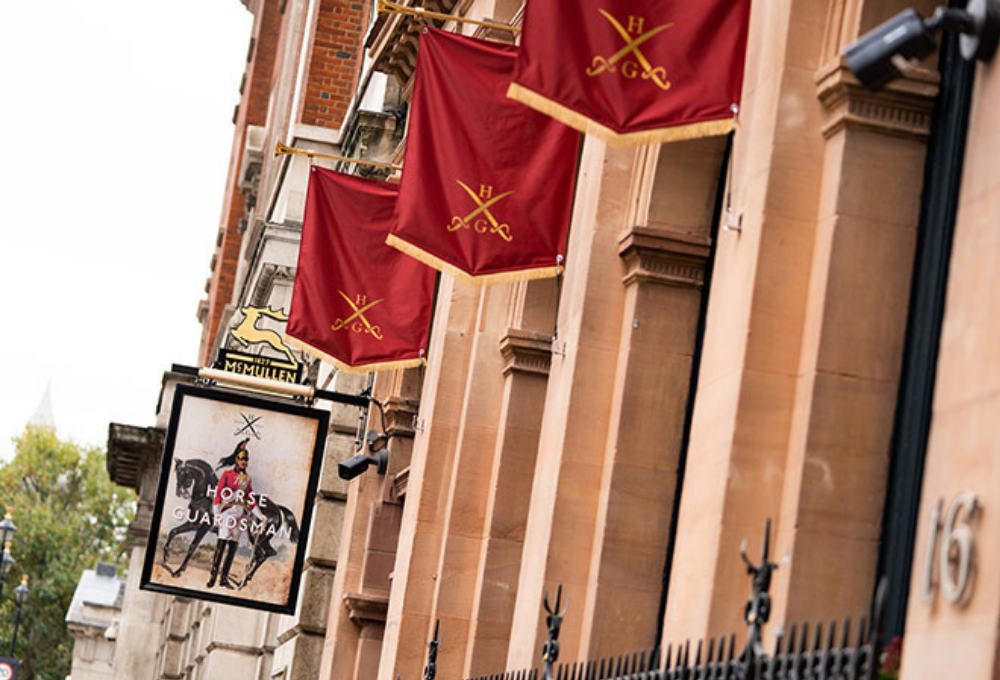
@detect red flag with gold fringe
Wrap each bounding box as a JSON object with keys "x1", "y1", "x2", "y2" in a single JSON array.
[
  {"x1": 507, "y1": 0, "x2": 752, "y2": 146},
  {"x1": 387, "y1": 28, "x2": 581, "y2": 285},
  {"x1": 286, "y1": 167, "x2": 435, "y2": 373}
]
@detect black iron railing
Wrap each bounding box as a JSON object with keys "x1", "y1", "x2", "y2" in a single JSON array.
[{"x1": 430, "y1": 521, "x2": 888, "y2": 680}]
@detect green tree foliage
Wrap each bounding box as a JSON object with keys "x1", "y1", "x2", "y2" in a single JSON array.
[{"x1": 0, "y1": 426, "x2": 135, "y2": 680}]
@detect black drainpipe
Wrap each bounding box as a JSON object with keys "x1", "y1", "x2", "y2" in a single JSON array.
[{"x1": 876, "y1": 21, "x2": 976, "y2": 638}]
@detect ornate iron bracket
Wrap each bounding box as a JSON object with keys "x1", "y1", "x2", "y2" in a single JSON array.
[
  {"x1": 739, "y1": 519, "x2": 788, "y2": 673},
  {"x1": 542, "y1": 584, "x2": 568, "y2": 680}
]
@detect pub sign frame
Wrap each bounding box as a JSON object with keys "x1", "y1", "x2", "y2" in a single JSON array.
[{"x1": 140, "y1": 384, "x2": 329, "y2": 614}]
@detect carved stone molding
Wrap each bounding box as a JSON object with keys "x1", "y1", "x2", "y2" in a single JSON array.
[
  {"x1": 250, "y1": 262, "x2": 296, "y2": 309},
  {"x1": 816, "y1": 61, "x2": 940, "y2": 141},
  {"x1": 500, "y1": 329, "x2": 552, "y2": 377},
  {"x1": 343, "y1": 592, "x2": 390, "y2": 628},
  {"x1": 369, "y1": 0, "x2": 460, "y2": 85},
  {"x1": 384, "y1": 396, "x2": 418, "y2": 439},
  {"x1": 618, "y1": 226, "x2": 711, "y2": 289}
]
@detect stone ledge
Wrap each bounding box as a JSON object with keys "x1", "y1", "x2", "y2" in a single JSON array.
[
  {"x1": 815, "y1": 59, "x2": 939, "y2": 141},
  {"x1": 618, "y1": 226, "x2": 711, "y2": 289},
  {"x1": 500, "y1": 329, "x2": 552, "y2": 377},
  {"x1": 384, "y1": 396, "x2": 418, "y2": 439},
  {"x1": 343, "y1": 591, "x2": 390, "y2": 626}
]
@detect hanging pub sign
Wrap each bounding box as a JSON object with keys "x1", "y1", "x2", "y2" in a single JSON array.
[
  {"x1": 140, "y1": 384, "x2": 328, "y2": 614},
  {"x1": 216, "y1": 305, "x2": 303, "y2": 384},
  {"x1": 386, "y1": 28, "x2": 581, "y2": 284},
  {"x1": 507, "y1": 0, "x2": 752, "y2": 146}
]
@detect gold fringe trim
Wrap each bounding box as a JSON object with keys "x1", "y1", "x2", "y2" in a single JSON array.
[
  {"x1": 285, "y1": 334, "x2": 426, "y2": 374},
  {"x1": 385, "y1": 233, "x2": 563, "y2": 286},
  {"x1": 507, "y1": 83, "x2": 735, "y2": 147}
]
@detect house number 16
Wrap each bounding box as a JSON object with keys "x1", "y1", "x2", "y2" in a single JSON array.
[{"x1": 921, "y1": 491, "x2": 978, "y2": 604}]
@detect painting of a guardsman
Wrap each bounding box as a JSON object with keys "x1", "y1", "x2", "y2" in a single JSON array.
[
  {"x1": 142, "y1": 384, "x2": 328, "y2": 614},
  {"x1": 208, "y1": 438, "x2": 260, "y2": 589}
]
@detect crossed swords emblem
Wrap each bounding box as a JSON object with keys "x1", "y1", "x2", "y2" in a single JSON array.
[
  {"x1": 447, "y1": 180, "x2": 514, "y2": 242},
  {"x1": 586, "y1": 10, "x2": 673, "y2": 91},
  {"x1": 331, "y1": 291, "x2": 384, "y2": 340}
]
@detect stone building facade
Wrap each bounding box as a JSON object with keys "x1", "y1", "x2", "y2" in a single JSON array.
[{"x1": 105, "y1": 1, "x2": 1000, "y2": 680}]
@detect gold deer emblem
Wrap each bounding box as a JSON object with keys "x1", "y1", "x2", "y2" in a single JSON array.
[
  {"x1": 229, "y1": 306, "x2": 298, "y2": 364},
  {"x1": 447, "y1": 181, "x2": 514, "y2": 242},
  {"x1": 586, "y1": 11, "x2": 673, "y2": 90}
]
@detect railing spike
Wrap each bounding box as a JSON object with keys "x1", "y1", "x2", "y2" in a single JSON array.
[
  {"x1": 813, "y1": 621, "x2": 823, "y2": 652},
  {"x1": 728, "y1": 634, "x2": 736, "y2": 662},
  {"x1": 857, "y1": 615, "x2": 868, "y2": 647},
  {"x1": 827, "y1": 619, "x2": 837, "y2": 650},
  {"x1": 842, "y1": 617, "x2": 852, "y2": 648}
]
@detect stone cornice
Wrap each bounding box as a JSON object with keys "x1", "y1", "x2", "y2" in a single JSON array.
[
  {"x1": 384, "y1": 396, "x2": 418, "y2": 439},
  {"x1": 618, "y1": 226, "x2": 711, "y2": 289},
  {"x1": 815, "y1": 60, "x2": 940, "y2": 141},
  {"x1": 499, "y1": 329, "x2": 552, "y2": 377},
  {"x1": 343, "y1": 591, "x2": 390, "y2": 627},
  {"x1": 369, "y1": 0, "x2": 460, "y2": 85},
  {"x1": 107, "y1": 423, "x2": 165, "y2": 492}
]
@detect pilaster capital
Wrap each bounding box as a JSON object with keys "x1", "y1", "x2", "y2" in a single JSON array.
[
  {"x1": 618, "y1": 226, "x2": 711, "y2": 289},
  {"x1": 499, "y1": 329, "x2": 552, "y2": 377},
  {"x1": 384, "y1": 396, "x2": 418, "y2": 439},
  {"x1": 343, "y1": 591, "x2": 390, "y2": 628},
  {"x1": 815, "y1": 60, "x2": 940, "y2": 140}
]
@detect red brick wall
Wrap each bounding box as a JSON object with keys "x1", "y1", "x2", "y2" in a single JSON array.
[
  {"x1": 299, "y1": 0, "x2": 369, "y2": 129},
  {"x1": 198, "y1": 1, "x2": 283, "y2": 365}
]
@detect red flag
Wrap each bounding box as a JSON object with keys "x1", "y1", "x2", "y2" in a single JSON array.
[
  {"x1": 286, "y1": 168, "x2": 435, "y2": 373},
  {"x1": 387, "y1": 28, "x2": 581, "y2": 284},
  {"x1": 507, "y1": 0, "x2": 752, "y2": 146}
]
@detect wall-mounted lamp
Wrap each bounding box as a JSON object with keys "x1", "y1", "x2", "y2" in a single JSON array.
[
  {"x1": 337, "y1": 429, "x2": 390, "y2": 480},
  {"x1": 844, "y1": 0, "x2": 1000, "y2": 90}
]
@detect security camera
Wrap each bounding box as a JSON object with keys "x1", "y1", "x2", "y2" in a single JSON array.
[
  {"x1": 338, "y1": 449, "x2": 389, "y2": 480},
  {"x1": 844, "y1": 1, "x2": 1000, "y2": 90},
  {"x1": 844, "y1": 9, "x2": 937, "y2": 89}
]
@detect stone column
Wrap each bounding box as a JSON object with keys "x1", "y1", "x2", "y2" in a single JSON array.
[
  {"x1": 319, "y1": 371, "x2": 418, "y2": 680},
  {"x1": 421, "y1": 283, "x2": 514, "y2": 680},
  {"x1": 579, "y1": 223, "x2": 712, "y2": 658},
  {"x1": 506, "y1": 140, "x2": 639, "y2": 668},
  {"x1": 271, "y1": 372, "x2": 369, "y2": 680},
  {"x1": 770, "y1": 61, "x2": 936, "y2": 626},
  {"x1": 463, "y1": 316, "x2": 552, "y2": 676},
  {"x1": 376, "y1": 275, "x2": 481, "y2": 680}
]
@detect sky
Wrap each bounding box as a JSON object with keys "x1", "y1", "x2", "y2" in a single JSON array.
[{"x1": 0, "y1": 2, "x2": 254, "y2": 458}]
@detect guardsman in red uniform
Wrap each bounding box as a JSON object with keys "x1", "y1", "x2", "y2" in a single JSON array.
[{"x1": 207, "y1": 440, "x2": 257, "y2": 589}]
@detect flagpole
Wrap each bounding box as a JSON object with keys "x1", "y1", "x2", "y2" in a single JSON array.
[
  {"x1": 377, "y1": 0, "x2": 521, "y2": 34},
  {"x1": 274, "y1": 141, "x2": 403, "y2": 171}
]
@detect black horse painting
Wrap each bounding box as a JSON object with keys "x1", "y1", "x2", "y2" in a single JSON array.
[
  {"x1": 238, "y1": 501, "x2": 300, "y2": 588},
  {"x1": 162, "y1": 456, "x2": 300, "y2": 582},
  {"x1": 162, "y1": 457, "x2": 217, "y2": 577}
]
